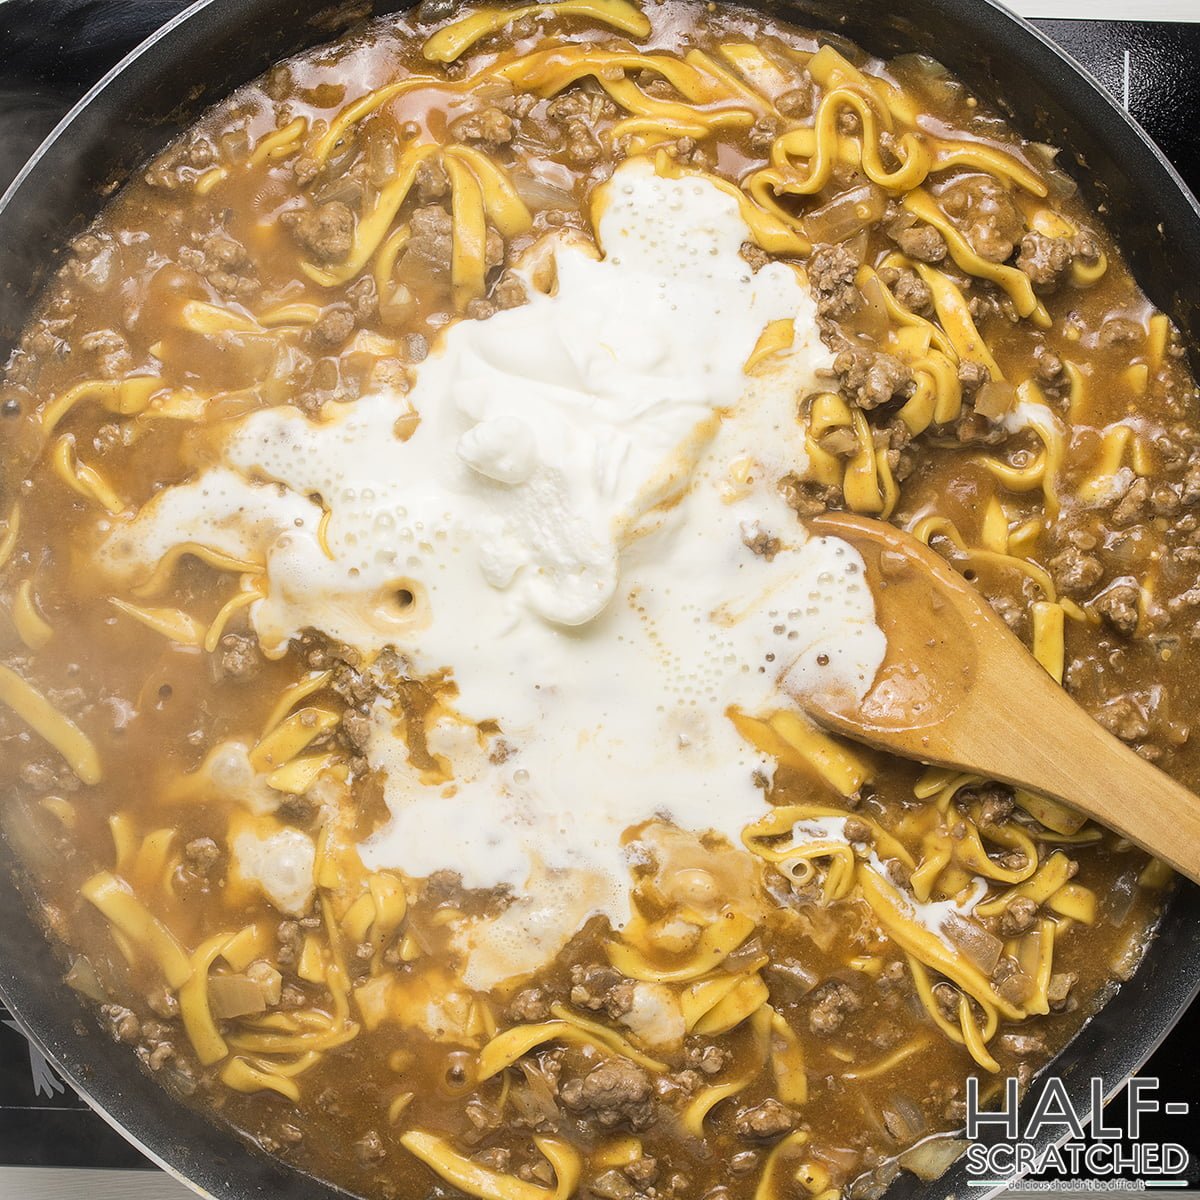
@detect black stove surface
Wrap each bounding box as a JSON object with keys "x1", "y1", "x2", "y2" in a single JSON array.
[{"x1": 0, "y1": 0, "x2": 1197, "y2": 1177}]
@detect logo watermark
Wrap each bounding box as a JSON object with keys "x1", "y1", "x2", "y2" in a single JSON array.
[{"x1": 964, "y1": 1075, "x2": 1193, "y2": 1191}]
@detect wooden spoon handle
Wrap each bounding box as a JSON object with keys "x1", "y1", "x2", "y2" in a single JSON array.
[{"x1": 1002, "y1": 698, "x2": 1200, "y2": 883}]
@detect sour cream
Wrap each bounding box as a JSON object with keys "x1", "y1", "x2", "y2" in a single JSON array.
[{"x1": 101, "y1": 159, "x2": 886, "y2": 987}]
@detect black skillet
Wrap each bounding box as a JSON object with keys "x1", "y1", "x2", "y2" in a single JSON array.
[{"x1": 0, "y1": 0, "x2": 1197, "y2": 1196}]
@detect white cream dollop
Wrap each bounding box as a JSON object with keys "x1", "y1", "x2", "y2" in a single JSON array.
[
  {"x1": 101, "y1": 159, "x2": 886, "y2": 989},
  {"x1": 231, "y1": 826, "x2": 316, "y2": 917}
]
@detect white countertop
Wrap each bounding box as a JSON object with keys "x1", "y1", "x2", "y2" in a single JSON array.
[
  {"x1": 1013, "y1": 0, "x2": 1198, "y2": 18},
  {"x1": 0, "y1": 1166, "x2": 196, "y2": 1198}
]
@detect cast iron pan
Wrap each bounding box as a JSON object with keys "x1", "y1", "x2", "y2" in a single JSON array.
[{"x1": 0, "y1": 1, "x2": 1197, "y2": 1197}]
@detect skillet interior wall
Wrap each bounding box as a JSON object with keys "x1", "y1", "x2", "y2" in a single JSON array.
[{"x1": 0, "y1": 2, "x2": 1197, "y2": 1199}]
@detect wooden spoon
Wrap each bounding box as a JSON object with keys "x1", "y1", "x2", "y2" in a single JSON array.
[{"x1": 796, "y1": 511, "x2": 1200, "y2": 884}]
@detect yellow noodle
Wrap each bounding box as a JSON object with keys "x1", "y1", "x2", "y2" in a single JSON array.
[
  {"x1": 249, "y1": 116, "x2": 308, "y2": 165},
  {"x1": 605, "y1": 73, "x2": 753, "y2": 134},
  {"x1": 446, "y1": 144, "x2": 534, "y2": 238},
  {"x1": 1009, "y1": 388, "x2": 1064, "y2": 518},
  {"x1": 1063, "y1": 360, "x2": 1089, "y2": 422},
  {"x1": 803, "y1": 392, "x2": 853, "y2": 487},
  {"x1": 754, "y1": 1130, "x2": 810, "y2": 1200},
  {"x1": 842, "y1": 1036, "x2": 930, "y2": 1081},
  {"x1": 915, "y1": 264, "x2": 1003, "y2": 379},
  {"x1": 950, "y1": 822, "x2": 1036, "y2": 887},
  {"x1": 310, "y1": 77, "x2": 446, "y2": 165},
  {"x1": 842, "y1": 407, "x2": 889, "y2": 515},
  {"x1": 220, "y1": 1056, "x2": 301, "y2": 1101},
  {"x1": 958, "y1": 993, "x2": 1000, "y2": 1073},
  {"x1": 501, "y1": 47, "x2": 733, "y2": 114},
  {"x1": 1027, "y1": 919, "x2": 1055, "y2": 1014},
  {"x1": 258, "y1": 301, "x2": 322, "y2": 327},
  {"x1": 0, "y1": 664, "x2": 102, "y2": 784},
  {"x1": 681, "y1": 972, "x2": 748, "y2": 1030},
  {"x1": 260, "y1": 671, "x2": 333, "y2": 738},
  {"x1": 180, "y1": 299, "x2": 262, "y2": 335},
  {"x1": 109, "y1": 597, "x2": 206, "y2": 646},
  {"x1": 1013, "y1": 787, "x2": 1087, "y2": 836},
  {"x1": 767, "y1": 1007, "x2": 807, "y2": 1104},
  {"x1": 681, "y1": 1006, "x2": 771, "y2": 1136},
  {"x1": 81, "y1": 871, "x2": 191, "y2": 987},
  {"x1": 805, "y1": 44, "x2": 917, "y2": 125},
  {"x1": 204, "y1": 578, "x2": 266, "y2": 653},
  {"x1": 1048, "y1": 882, "x2": 1096, "y2": 924},
  {"x1": 650, "y1": 153, "x2": 810, "y2": 255},
  {"x1": 906, "y1": 953, "x2": 995, "y2": 1052},
  {"x1": 226, "y1": 1014, "x2": 359, "y2": 1056},
  {"x1": 744, "y1": 803, "x2": 914, "y2": 870},
  {"x1": 796, "y1": 1165, "x2": 834, "y2": 1197},
  {"x1": 476, "y1": 1016, "x2": 666, "y2": 1081},
  {"x1": 607, "y1": 909, "x2": 756, "y2": 983},
  {"x1": 549, "y1": 1003, "x2": 669, "y2": 1067},
  {"x1": 267, "y1": 752, "x2": 338, "y2": 795},
  {"x1": 729, "y1": 708, "x2": 871, "y2": 797},
  {"x1": 303, "y1": 144, "x2": 440, "y2": 286},
  {"x1": 129, "y1": 828, "x2": 176, "y2": 894},
  {"x1": 912, "y1": 765, "x2": 961, "y2": 799},
  {"x1": 138, "y1": 388, "x2": 209, "y2": 422},
  {"x1": 914, "y1": 515, "x2": 1056, "y2": 601},
  {"x1": 756, "y1": 86, "x2": 931, "y2": 200},
  {"x1": 745, "y1": 319, "x2": 796, "y2": 374},
  {"x1": 692, "y1": 973, "x2": 770, "y2": 1035},
  {"x1": 194, "y1": 166, "x2": 229, "y2": 195},
  {"x1": 903, "y1": 189, "x2": 1048, "y2": 325},
  {"x1": 220, "y1": 922, "x2": 272, "y2": 972},
  {"x1": 975, "y1": 850, "x2": 1073, "y2": 917},
  {"x1": 979, "y1": 495, "x2": 1009, "y2": 554},
  {"x1": 401, "y1": 1131, "x2": 580, "y2": 1200},
  {"x1": 50, "y1": 435, "x2": 126, "y2": 514},
  {"x1": 424, "y1": 0, "x2": 651, "y2": 63},
  {"x1": 860, "y1": 264, "x2": 956, "y2": 358},
  {"x1": 367, "y1": 872, "x2": 409, "y2": 955},
  {"x1": 444, "y1": 153, "x2": 490, "y2": 307},
  {"x1": 1123, "y1": 362, "x2": 1149, "y2": 396},
  {"x1": 1032, "y1": 601, "x2": 1065, "y2": 683},
  {"x1": 341, "y1": 892, "x2": 378, "y2": 944},
  {"x1": 859, "y1": 866, "x2": 1023, "y2": 1020},
  {"x1": 1025, "y1": 206, "x2": 1107, "y2": 285},
  {"x1": 108, "y1": 814, "x2": 137, "y2": 877},
  {"x1": 909, "y1": 834, "x2": 953, "y2": 903},
  {"x1": 715, "y1": 42, "x2": 792, "y2": 97},
  {"x1": 12, "y1": 580, "x2": 52, "y2": 650},
  {"x1": 249, "y1": 706, "x2": 340, "y2": 771},
  {"x1": 179, "y1": 933, "x2": 237, "y2": 1065},
  {"x1": 682, "y1": 48, "x2": 774, "y2": 111},
  {"x1": 1139, "y1": 859, "x2": 1173, "y2": 889},
  {"x1": 0, "y1": 502, "x2": 19, "y2": 570},
  {"x1": 1077, "y1": 424, "x2": 1147, "y2": 504},
  {"x1": 41, "y1": 376, "x2": 163, "y2": 433},
  {"x1": 931, "y1": 137, "x2": 1046, "y2": 196},
  {"x1": 298, "y1": 935, "x2": 327, "y2": 984},
  {"x1": 133, "y1": 543, "x2": 263, "y2": 599},
  {"x1": 1146, "y1": 312, "x2": 1170, "y2": 370}
]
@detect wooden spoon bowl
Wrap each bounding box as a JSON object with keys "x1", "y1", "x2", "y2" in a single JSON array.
[{"x1": 797, "y1": 511, "x2": 1200, "y2": 884}]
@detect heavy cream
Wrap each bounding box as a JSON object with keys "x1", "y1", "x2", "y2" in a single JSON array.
[{"x1": 100, "y1": 159, "x2": 886, "y2": 989}]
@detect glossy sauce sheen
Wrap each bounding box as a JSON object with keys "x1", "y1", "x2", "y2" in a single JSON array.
[{"x1": 0, "y1": 3, "x2": 1193, "y2": 1199}]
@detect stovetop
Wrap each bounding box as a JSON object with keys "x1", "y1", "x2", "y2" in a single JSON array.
[{"x1": 0, "y1": 1, "x2": 1197, "y2": 1195}]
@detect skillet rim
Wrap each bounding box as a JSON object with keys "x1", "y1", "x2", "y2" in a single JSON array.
[{"x1": 0, "y1": 2, "x2": 1197, "y2": 1198}]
